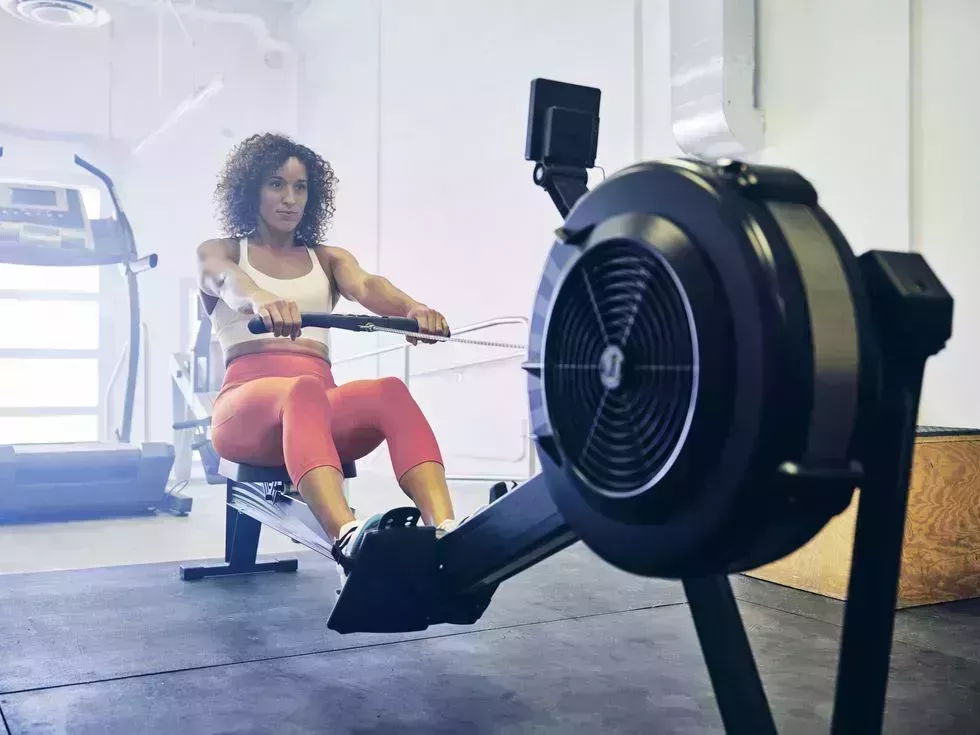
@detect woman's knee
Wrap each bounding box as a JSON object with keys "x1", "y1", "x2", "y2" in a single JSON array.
[
  {"x1": 285, "y1": 374, "x2": 331, "y2": 408},
  {"x1": 374, "y1": 376, "x2": 425, "y2": 411},
  {"x1": 376, "y1": 376, "x2": 412, "y2": 400}
]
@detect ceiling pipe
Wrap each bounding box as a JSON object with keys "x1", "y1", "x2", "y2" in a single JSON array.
[
  {"x1": 109, "y1": 0, "x2": 303, "y2": 153},
  {"x1": 131, "y1": 73, "x2": 224, "y2": 156},
  {"x1": 164, "y1": 0, "x2": 194, "y2": 47},
  {"x1": 110, "y1": 0, "x2": 297, "y2": 59}
]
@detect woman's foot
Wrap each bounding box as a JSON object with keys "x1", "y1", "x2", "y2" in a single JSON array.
[
  {"x1": 434, "y1": 481, "x2": 515, "y2": 538},
  {"x1": 434, "y1": 505, "x2": 489, "y2": 538},
  {"x1": 435, "y1": 517, "x2": 460, "y2": 538},
  {"x1": 331, "y1": 513, "x2": 384, "y2": 575}
]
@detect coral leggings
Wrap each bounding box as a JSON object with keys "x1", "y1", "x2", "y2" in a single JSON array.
[{"x1": 210, "y1": 352, "x2": 443, "y2": 485}]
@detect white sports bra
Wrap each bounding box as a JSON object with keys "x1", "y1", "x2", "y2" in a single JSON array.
[{"x1": 210, "y1": 237, "x2": 336, "y2": 359}]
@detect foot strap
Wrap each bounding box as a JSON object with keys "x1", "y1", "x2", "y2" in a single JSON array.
[{"x1": 332, "y1": 508, "x2": 423, "y2": 575}]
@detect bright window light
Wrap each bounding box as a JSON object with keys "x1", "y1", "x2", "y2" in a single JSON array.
[
  {"x1": 0, "y1": 299, "x2": 99, "y2": 350},
  {"x1": 0, "y1": 415, "x2": 99, "y2": 445},
  {"x1": 0, "y1": 358, "x2": 99, "y2": 408},
  {"x1": 80, "y1": 187, "x2": 101, "y2": 220},
  {"x1": 0, "y1": 264, "x2": 100, "y2": 293}
]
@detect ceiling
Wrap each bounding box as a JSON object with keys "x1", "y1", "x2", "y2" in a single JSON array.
[
  {"x1": 0, "y1": 0, "x2": 303, "y2": 154},
  {"x1": 1, "y1": 0, "x2": 311, "y2": 31}
]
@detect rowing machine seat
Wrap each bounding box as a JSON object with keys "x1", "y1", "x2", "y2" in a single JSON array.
[{"x1": 217, "y1": 459, "x2": 358, "y2": 483}]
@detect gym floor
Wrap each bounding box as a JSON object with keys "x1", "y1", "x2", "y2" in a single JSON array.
[{"x1": 1, "y1": 474, "x2": 979, "y2": 734}]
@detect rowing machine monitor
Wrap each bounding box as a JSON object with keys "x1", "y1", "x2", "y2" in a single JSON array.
[{"x1": 525, "y1": 78, "x2": 600, "y2": 218}]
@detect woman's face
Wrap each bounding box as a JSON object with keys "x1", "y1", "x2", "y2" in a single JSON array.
[{"x1": 259, "y1": 156, "x2": 308, "y2": 234}]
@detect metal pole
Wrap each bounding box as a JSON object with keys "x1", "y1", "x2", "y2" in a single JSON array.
[
  {"x1": 403, "y1": 343, "x2": 410, "y2": 389},
  {"x1": 104, "y1": 341, "x2": 129, "y2": 441},
  {"x1": 140, "y1": 321, "x2": 151, "y2": 441}
]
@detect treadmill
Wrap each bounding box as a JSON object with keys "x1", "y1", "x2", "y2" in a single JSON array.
[{"x1": 0, "y1": 149, "x2": 188, "y2": 522}]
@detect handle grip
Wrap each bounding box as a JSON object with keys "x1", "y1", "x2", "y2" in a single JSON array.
[{"x1": 247, "y1": 312, "x2": 421, "y2": 335}]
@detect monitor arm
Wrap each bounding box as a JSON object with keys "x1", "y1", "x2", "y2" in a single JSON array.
[{"x1": 532, "y1": 162, "x2": 590, "y2": 219}]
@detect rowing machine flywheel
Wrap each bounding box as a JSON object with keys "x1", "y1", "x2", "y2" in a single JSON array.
[{"x1": 525, "y1": 158, "x2": 879, "y2": 578}]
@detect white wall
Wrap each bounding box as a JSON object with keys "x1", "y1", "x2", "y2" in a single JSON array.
[
  {"x1": 755, "y1": 1, "x2": 912, "y2": 256},
  {"x1": 294, "y1": 0, "x2": 637, "y2": 479},
  {"x1": 291, "y1": 0, "x2": 383, "y2": 367},
  {"x1": 912, "y1": 0, "x2": 980, "y2": 426},
  {"x1": 374, "y1": 0, "x2": 637, "y2": 328}
]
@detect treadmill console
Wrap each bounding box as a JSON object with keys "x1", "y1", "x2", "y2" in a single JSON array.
[{"x1": 0, "y1": 183, "x2": 93, "y2": 250}]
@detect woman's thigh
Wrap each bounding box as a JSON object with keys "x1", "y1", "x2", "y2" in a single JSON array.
[
  {"x1": 211, "y1": 375, "x2": 405, "y2": 466},
  {"x1": 326, "y1": 379, "x2": 391, "y2": 462},
  {"x1": 210, "y1": 378, "x2": 295, "y2": 466}
]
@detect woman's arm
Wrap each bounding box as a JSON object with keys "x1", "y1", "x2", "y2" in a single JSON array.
[
  {"x1": 319, "y1": 246, "x2": 449, "y2": 341},
  {"x1": 196, "y1": 238, "x2": 301, "y2": 338},
  {"x1": 197, "y1": 239, "x2": 263, "y2": 312}
]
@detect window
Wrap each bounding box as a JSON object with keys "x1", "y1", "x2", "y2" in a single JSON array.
[
  {"x1": 0, "y1": 187, "x2": 103, "y2": 444},
  {"x1": 0, "y1": 416, "x2": 99, "y2": 445},
  {"x1": 80, "y1": 187, "x2": 101, "y2": 219},
  {"x1": 0, "y1": 359, "x2": 99, "y2": 408},
  {"x1": 0, "y1": 299, "x2": 99, "y2": 350},
  {"x1": 0, "y1": 264, "x2": 99, "y2": 293}
]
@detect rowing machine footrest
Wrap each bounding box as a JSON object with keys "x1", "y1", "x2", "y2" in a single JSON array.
[
  {"x1": 429, "y1": 583, "x2": 498, "y2": 626},
  {"x1": 327, "y1": 507, "x2": 436, "y2": 634}
]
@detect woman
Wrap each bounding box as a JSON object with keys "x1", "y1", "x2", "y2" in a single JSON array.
[{"x1": 198, "y1": 132, "x2": 459, "y2": 570}]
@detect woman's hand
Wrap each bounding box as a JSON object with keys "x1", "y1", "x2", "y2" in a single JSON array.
[
  {"x1": 248, "y1": 290, "x2": 302, "y2": 339},
  {"x1": 405, "y1": 304, "x2": 449, "y2": 345}
]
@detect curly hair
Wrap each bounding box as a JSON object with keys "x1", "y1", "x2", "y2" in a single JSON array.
[{"x1": 214, "y1": 133, "x2": 338, "y2": 247}]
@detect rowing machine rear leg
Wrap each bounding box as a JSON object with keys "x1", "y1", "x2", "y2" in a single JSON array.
[
  {"x1": 164, "y1": 492, "x2": 194, "y2": 516},
  {"x1": 180, "y1": 482, "x2": 298, "y2": 580}
]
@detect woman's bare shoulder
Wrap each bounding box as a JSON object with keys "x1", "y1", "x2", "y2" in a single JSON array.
[{"x1": 198, "y1": 236, "x2": 240, "y2": 260}]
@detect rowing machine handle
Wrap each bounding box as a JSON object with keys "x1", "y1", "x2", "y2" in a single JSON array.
[{"x1": 247, "y1": 312, "x2": 420, "y2": 335}]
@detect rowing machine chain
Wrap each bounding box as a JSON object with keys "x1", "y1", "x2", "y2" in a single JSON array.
[{"x1": 363, "y1": 324, "x2": 526, "y2": 351}]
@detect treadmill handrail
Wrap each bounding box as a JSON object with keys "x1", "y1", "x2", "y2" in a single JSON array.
[
  {"x1": 74, "y1": 154, "x2": 139, "y2": 263},
  {"x1": 74, "y1": 154, "x2": 149, "y2": 443}
]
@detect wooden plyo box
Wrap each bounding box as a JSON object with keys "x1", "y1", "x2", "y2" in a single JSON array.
[{"x1": 746, "y1": 429, "x2": 980, "y2": 609}]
